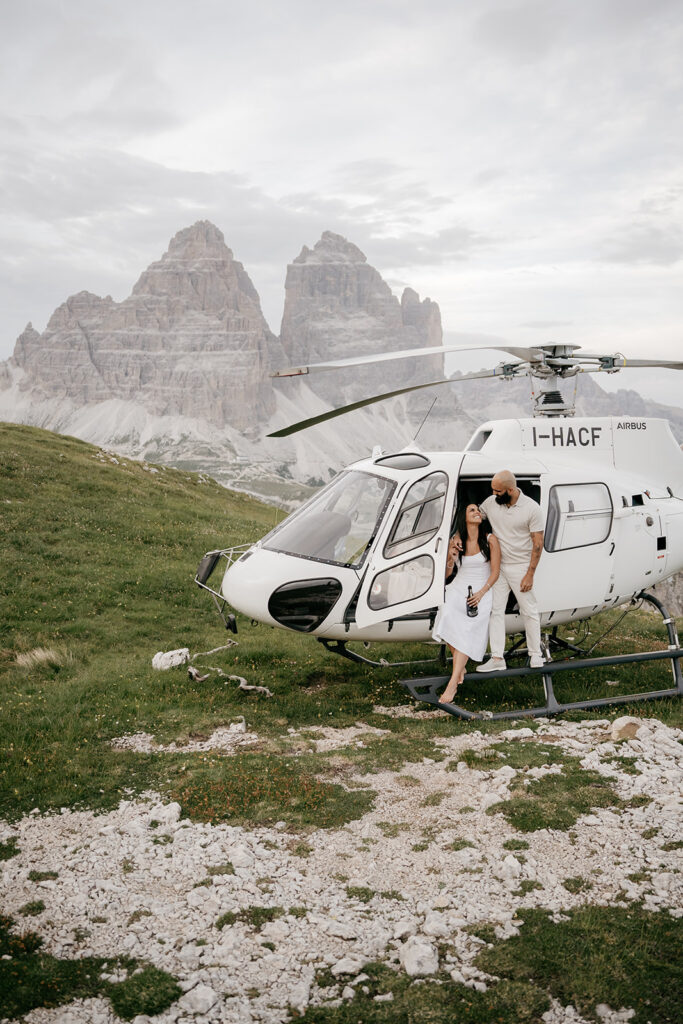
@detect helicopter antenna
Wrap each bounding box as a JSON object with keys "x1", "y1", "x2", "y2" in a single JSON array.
[{"x1": 413, "y1": 396, "x2": 438, "y2": 443}]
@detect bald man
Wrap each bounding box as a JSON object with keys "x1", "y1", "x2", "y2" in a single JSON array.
[{"x1": 476, "y1": 470, "x2": 545, "y2": 670}]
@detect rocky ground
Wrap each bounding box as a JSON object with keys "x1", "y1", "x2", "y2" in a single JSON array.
[{"x1": 1, "y1": 714, "x2": 681, "y2": 1024}]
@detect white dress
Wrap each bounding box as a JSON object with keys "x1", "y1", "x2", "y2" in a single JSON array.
[{"x1": 432, "y1": 551, "x2": 493, "y2": 661}]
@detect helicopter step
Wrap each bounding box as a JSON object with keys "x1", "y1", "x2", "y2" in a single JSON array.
[{"x1": 402, "y1": 592, "x2": 683, "y2": 721}]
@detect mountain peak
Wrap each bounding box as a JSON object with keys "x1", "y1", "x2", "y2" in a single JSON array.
[
  {"x1": 131, "y1": 222, "x2": 261, "y2": 308},
  {"x1": 294, "y1": 231, "x2": 367, "y2": 266},
  {"x1": 167, "y1": 220, "x2": 228, "y2": 255}
]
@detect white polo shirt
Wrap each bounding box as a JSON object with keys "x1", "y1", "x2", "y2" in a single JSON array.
[{"x1": 480, "y1": 492, "x2": 544, "y2": 565}]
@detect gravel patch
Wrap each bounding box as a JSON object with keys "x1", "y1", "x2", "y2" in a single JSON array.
[
  {"x1": 2, "y1": 717, "x2": 681, "y2": 1023},
  {"x1": 109, "y1": 720, "x2": 259, "y2": 754},
  {"x1": 285, "y1": 723, "x2": 391, "y2": 752}
]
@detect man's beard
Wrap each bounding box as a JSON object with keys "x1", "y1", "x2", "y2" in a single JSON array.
[{"x1": 495, "y1": 492, "x2": 512, "y2": 505}]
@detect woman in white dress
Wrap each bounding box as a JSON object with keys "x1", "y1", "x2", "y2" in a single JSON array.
[{"x1": 432, "y1": 503, "x2": 501, "y2": 704}]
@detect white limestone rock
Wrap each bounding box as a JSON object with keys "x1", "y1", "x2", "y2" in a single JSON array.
[
  {"x1": 393, "y1": 918, "x2": 416, "y2": 940},
  {"x1": 152, "y1": 648, "x2": 190, "y2": 670},
  {"x1": 325, "y1": 919, "x2": 358, "y2": 940},
  {"x1": 178, "y1": 983, "x2": 219, "y2": 1014},
  {"x1": 500, "y1": 855, "x2": 522, "y2": 879},
  {"x1": 260, "y1": 918, "x2": 290, "y2": 942},
  {"x1": 331, "y1": 956, "x2": 366, "y2": 977},
  {"x1": 146, "y1": 801, "x2": 181, "y2": 825},
  {"x1": 611, "y1": 717, "x2": 642, "y2": 741},
  {"x1": 289, "y1": 977, "x2": 312, "y2": 1012},
  {"x1": 595, "y1": 1004, "x2": 636, "y2": 1022},
  {"x1": 229, "y1": 844, "x2": 254, "y2": 869},
  {"x1": 399, "y1": 936, "x2": 439, "y2": 976},
  {"x1": 423, "y1": 911, "x2": 450, "y2": 938}
]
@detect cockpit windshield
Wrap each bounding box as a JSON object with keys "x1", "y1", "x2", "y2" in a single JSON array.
[{"x1": 262, "y1": 471, "x2": 396, "y2": 568}]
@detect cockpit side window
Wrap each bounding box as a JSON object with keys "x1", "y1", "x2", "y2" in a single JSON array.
[
  {"x1": 262, "y1": 471, "x2": 396, "y2": 568},
  {"x1": 383, "y1": 471, "x2": 449, "y2": 560}
]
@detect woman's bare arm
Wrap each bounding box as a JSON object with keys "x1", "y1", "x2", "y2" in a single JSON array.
[{"x1": 486, "y1": 535, "x2": 501, "y2": 589}]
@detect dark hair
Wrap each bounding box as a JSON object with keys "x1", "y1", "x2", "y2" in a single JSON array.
[{"x1": 453, "y1": 503, "x2": 490, "y2": 563}]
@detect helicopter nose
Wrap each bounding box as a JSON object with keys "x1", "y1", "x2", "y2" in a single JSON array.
[
  {"x1": 221, "y1": 548, "x2": 280, "y2": 625},
  {"x1": 221, "y1": 548, "x2": 347, "y2": 632}
]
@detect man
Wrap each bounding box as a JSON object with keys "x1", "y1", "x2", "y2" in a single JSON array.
[{"x1": 474, "y1": 470, "x2": 545, "y2": 670}]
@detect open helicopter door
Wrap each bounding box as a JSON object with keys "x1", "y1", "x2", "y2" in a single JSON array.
[{"x1": 354, "y1": 462, "x2": 460, "y2": 629}]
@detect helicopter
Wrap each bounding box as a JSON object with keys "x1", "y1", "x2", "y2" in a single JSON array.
[{"x1": 195, "y1": 342, "x2": 683, "y2": 720}]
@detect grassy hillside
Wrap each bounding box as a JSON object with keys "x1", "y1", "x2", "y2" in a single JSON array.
[
  {"x1": 1, "y1": 423, "x2": 681, "y2": 826},
  {"x1": 0, "y1": 424, "x2": 457, "y2": 823}
]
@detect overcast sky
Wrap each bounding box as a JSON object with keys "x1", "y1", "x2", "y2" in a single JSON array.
[{"x1": 1, "y1": 0, "x2": 681, "y2": 401}]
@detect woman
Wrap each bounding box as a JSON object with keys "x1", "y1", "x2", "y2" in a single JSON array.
[{"x1": 432, "y1": 503, "x2": 500, "y2": 704}]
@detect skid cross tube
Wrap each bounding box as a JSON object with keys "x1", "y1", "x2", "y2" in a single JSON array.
[{"x1": 402, "y1": 591, "x2": 683, "y2": 721}]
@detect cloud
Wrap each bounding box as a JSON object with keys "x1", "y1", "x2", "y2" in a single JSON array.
[
  {"x1": 520, "y1": 320, "x2": 574, "y2": 329},
  {"x1": 472, "y1": 1, "x2": 566, "y2": 63},
  {"x1": 1, "y1": 0, "x2": 683, "y2": 368},
  {"x1": 600, "y1": 221, "x2": 683, "y2": 265}
]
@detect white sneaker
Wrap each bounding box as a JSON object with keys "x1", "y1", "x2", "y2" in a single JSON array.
[
  {"x1": 529, "y1": 655, "x2": 545, "y2": 668},
  {"x1": 476, "y1": 657, "x2": 506, "y2": 673}
]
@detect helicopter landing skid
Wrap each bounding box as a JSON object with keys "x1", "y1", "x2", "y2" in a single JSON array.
[
  {"x1": 318, "y1": 638, "x2": 446, "y2": 670},
  {"x1": 401, "y1": 591, "x2": 683, "y2": 721}
]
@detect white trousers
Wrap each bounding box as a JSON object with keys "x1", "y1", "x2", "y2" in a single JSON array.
[{"x1": 488, "y1": 563, "x2": 541, "y2": 659}]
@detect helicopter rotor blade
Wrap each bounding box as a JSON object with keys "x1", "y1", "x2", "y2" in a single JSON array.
[
  {"x1": 267, "y1": 367, "x2": 509, "y2": 438},
  {"x1": 271, "y1": 344, "x2": 542, "y2": 377}
]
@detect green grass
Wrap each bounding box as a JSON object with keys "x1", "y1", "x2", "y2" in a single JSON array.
[
  {"x1": 445, "y1": 838, "x2": 475, "y2": 851},
  {"x1": 302, "y1": 961, "x2": 549, "y2": 1023},
  {"x1": 0, "y1": 913, "x2": 180, "y2": 1020},
  {"x1": 19, "y1": 900, "x2": 45, "y2": 917},
  {"x1": 459, "y1": 741, "x2": 565, "y2": 772},
  {"x1": 562, "y1": 876, "x2": 593, "y2": 894},
  {"x1": 299, "y1": 907, "x2": 682, "y2": 1024},
  {"x1": 514, "y1": 880, "x2": 543, "y2": 896},
  {"x1": 215, "y1": 905, "x2": 284, "y2": 931},
  {"x1": 0, "y1": 838, "x2": 19, "y2": 860},
  {"x1": 476, "y1": 906, "x2": 683, "y2": 1024},
  {"x1": 0, "y1": 424, "x2": 483, "y2": 827},
  {"x1": 451, "y1": 739, "x2": 623, "y2": 833},
  {"x1": 502, "y1": 838, "x2": 530, "y2": 851},
  {"x1": 345, "y1": 885, "x2": 375, "y2": 903},
  {"x1": 484, "y1": 745, "x2": 620, "y2": 832},
  {"x1": 206, "y1": 861, "x2": 235, "y2": 876},
  {"x1": 170, "y1": 753, "x2": 375, "y2": 828}
]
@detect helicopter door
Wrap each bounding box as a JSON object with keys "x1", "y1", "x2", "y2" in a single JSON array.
[{"x1": 354, "y1": 469, "x2": 455, "y2": 628}]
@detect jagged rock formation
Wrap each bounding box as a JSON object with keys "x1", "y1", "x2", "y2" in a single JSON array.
[
  {"x1": 1, "y1": 221, "x2": 681, "y2": 506},
  {"x1": 279, "y1": 231, "x2": 443, "y2": 404},
  {"x1": 9, "y1": 222, "x2": 277, "y2": 435}
]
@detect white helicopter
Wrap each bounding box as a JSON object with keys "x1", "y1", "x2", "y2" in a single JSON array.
[{"x1": 196, "y1": 343, "x2": 683, "y2": 720}]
